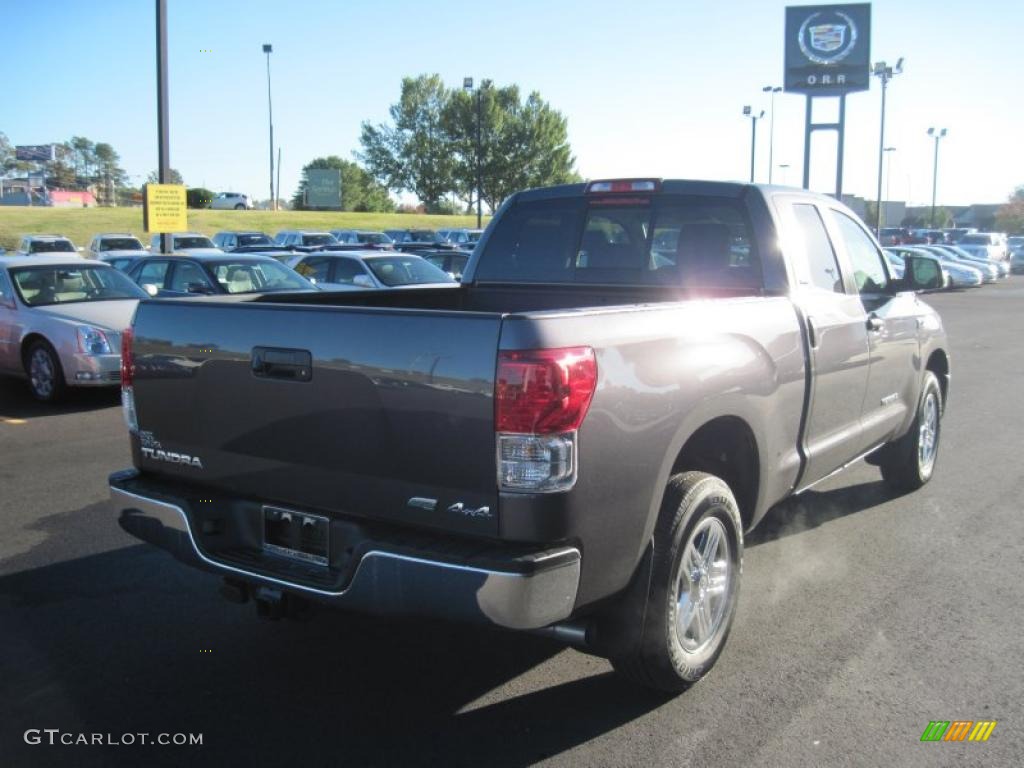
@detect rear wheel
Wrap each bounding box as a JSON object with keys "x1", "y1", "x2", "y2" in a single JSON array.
[
  {"x1": 25, "y1": 340, "x2": 66, "y2": 402},
  {"x1": 879, "y1": 371, "x2": 942, "y2": 492},
  {"x1": 611, "y1": 471, "x2": 742, "y2": 692},
  {"x1": 234, "y1": 203, "x2": 245, "y2": 210}
]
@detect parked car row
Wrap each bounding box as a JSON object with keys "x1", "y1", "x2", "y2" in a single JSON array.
[
  {"x1": 1, "y1": 210, "x2": 1015, "y2": 405},
  {"x1": 878, "y1": 226, "x2": 1014, "y2": 256}
]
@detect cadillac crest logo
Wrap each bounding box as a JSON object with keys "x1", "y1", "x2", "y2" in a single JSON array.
[{"x1": 798, "y1": 10, "x2": 858, "y2": 64}]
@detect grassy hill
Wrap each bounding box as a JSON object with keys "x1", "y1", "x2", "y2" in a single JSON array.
[{"x1": 0, "y1": 207, "x2": 485, "y2": 251}]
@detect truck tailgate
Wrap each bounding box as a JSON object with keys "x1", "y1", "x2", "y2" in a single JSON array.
[{"x1": 130, "y1": 300, "x2": 501, "y2": 536}]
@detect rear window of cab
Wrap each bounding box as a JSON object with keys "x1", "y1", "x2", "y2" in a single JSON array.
[{"x1": 475, "y1": 195, "x2": 762, "y2": 293}]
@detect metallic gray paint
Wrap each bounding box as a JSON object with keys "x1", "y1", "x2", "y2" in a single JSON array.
[{"x1": 118, "y1": 181, "x2": 949, "y2": 617}]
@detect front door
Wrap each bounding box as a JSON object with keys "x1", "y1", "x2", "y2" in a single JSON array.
[{"x1": 827, "y1": 209, "x2": 921, "y2": 447}]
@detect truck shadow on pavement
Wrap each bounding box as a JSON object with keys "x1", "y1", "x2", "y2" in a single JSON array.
[
  {"x1": 0, "y1": 501, "x2": 669, "y2": 768},
  {"x1": 0, "y1": 377, "x2": 120, "y2": 419},
  {"x1": 747, "y1": 479, "x2": 894, "y2": 546}
]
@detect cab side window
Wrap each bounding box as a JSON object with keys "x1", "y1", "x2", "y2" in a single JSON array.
[
  {"x1": 791, "y1": 203, "x2": 844, "y2": 293},
  {"x1": 834, "y1": 212, "x2": 889, "y2": 294}
]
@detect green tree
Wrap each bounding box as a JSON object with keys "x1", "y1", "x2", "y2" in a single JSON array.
[
  {"x1": 291, "y1": 156, "x2": 394, "y2": 212},
  {"x1": 995, "y1": 186, "x2": 1024, "y2": 234},
  {"x1": 187, "y1": 187, "x2": 214, "y2": 208},
  {"x1": 358, "y1": 74, "x2": 455, "y2": 211},
  {"x1": 147, "y1": 168, "x2": 184, "y2": 185},
  {"x1": 69, "y1": 136, "x2": 95, "y2": 181},
  {"x1": 446, "y1": 82, "x2": 580, "y2": 213},
  {"x1": 93, "y1": 143, "x2": 127, "y2": 205},
  {"x1": 0, "y1": 132, "x2": 14, "y2": 174},
  {"x1": 45, "y1": 144, "x2": 77, "y2": 189}
]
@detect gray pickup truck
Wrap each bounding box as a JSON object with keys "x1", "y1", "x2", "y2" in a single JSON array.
[{"x1": 110, "y1": 179, "x2": 949, "y2": 691}]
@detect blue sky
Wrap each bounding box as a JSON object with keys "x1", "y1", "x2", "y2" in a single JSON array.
[{"x1": 3, "y1": 0, "x2": 1022, "y2": 206}]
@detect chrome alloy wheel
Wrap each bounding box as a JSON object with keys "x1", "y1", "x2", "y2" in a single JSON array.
[
  {"x1": 29, "y1": 347, "x2": 56, "y2": 399},
  {"x1": 675, "y1": 516, "x2": 732, "y2": 653},
  {"x1": 918, "y1": 391, "x2": 939, "y2": 475}
]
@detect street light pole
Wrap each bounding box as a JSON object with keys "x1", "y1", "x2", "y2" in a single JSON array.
[
  {"x1": 263, "y1": 44, "x2": 275, "y2": 210},
  {"x1": 743, "y1": 106, "x2": 765, "y2": 184},
  {"x1": 928, "y1": 127, "x2": 948, "y2": 227},
  {"x1": 882, "y1": 146, "x2": 896, "y2": 227},
  {"x1": 762, "y1": 86, "x2": 781, "y2": 183},
  {"x1": 463, "y1": 77, "x2": 483, "y2": 227},
  {"x1": 872, "y1": 58, "x2": 903, "y2": 234},
  {"x1": 156, "y1": 0, "x2": 170, "y2": 254}
]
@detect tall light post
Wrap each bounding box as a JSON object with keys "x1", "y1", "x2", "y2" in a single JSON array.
[
  {"x1": 882, "y1": 146, "x2": 896, "y2": 227},
  {"x1": 743, "y1": 106, "x2": 764, "y2": 183},
  {"x1": 928, "y1": 127, "x2": 948, "y2": 227},
  {"x1": 778, "y1": 163, "x2": 791, "y2": 185},
  {"x1": 262, "y1": 43, "x2": 275, "y2": 210},
  {"x1": 463, "y1": 77, "x2": 483, "y2": 228},
  {"x1": 762, "y1": 86, "x2": 782, "y2": 183},
  {"x1": 872, "y1": 58, "x2": 903, "y2": 233}
]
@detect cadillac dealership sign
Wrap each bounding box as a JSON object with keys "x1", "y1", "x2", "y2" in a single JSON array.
[{"x1": 785, "y1": 4, "x2": 871, "y2": 94}]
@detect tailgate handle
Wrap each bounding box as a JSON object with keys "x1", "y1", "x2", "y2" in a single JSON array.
[{"x1": 251, "y1": 347, "x2": 312, "y2": 382}]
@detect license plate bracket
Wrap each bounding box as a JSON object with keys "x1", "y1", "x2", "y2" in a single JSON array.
[{"x1": 262, "y1": 506, "x2": 329, "y2": 567}]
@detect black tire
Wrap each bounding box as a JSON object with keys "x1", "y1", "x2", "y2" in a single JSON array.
[
  {"x1": 611, "y1": 471, "x2": 743, "y2": 692},
  {"x1": 24, "y1": 339, "x2": 66, "y2": 402},
  {"x1": 879, "y1": 371, "x2": 942, "y2": 492},
  {"x1": 234, "y1": 203, "x2": 245, "y2": 210}
]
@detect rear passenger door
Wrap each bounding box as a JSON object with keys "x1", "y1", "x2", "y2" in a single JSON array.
[
  {"x1": 827, "y1": 208, "x2": 921, "y2": 447},
  {"x1": 779, "y1": 198, "x2": 873, "y2": 487}
]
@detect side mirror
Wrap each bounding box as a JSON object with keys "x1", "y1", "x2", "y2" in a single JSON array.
[
  {"x1": 142, "y1": 283, "x2": 160, "y2": 297},
  {"x1": 352, "y1": 274, "x2": 374, "y2": 288},
  {"x1": 901, "y1": 256, "x2": 944, "y2": 292}
]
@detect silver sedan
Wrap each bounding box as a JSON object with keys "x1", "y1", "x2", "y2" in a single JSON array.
[{"x1": 0, "y1": 256, "x2": 147, "y2": 401}]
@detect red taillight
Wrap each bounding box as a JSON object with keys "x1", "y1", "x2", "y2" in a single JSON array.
[
  {"x1": 585, "y1": 179, "x2": 660, "y2": 194},
  {"x1": 496, "y1": 347, "x2": 597, "y2": 434},
  {"x1": 120, "y1": 327, "x2": 134, "y2": 388}
]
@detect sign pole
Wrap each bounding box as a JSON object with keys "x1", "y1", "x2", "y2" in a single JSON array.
[
  {"x1": 802, "y1": 95, "x2": 812, "y2": 190},
  {"x1": 835, "y1": 93, "x2": 846, "y2": 199},
  {"x1": 156, "y1": 0, "x2": 171, "y2": 254}
]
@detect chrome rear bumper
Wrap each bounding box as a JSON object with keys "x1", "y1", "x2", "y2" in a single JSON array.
[{"x1": 110, "y1": 478, "x2": 580, "y2": 630}]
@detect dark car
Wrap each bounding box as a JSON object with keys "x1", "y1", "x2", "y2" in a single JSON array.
[
  {"x1": 125, "y1": 253, "x2": 317, "y2": 297},
  {"x1": 878, "y1": 227, "x2": 906, "y2": 246},
  {"x1": 420, "y1": 249, "x2": 472, "y2": 280},
  {"x1": 100, "y1": 254, "x2": 149, "y2": 272},
  {"x1": 329, "y1": 230, "x2": 395, "y2": 250},
  {"x1": 212, "y1": 231, "x2": 274, "y2": 250}
]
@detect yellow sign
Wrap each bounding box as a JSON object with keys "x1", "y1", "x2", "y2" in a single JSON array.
[{"x1": 143, "y1": 183, "x2": 187, "y2": 233}]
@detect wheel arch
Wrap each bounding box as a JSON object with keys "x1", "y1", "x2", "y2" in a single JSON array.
[
  {"x1": 925, "y1": 348, "x2": 949, "y2": 408},
  {"x1": 20, "y1": 332, "x2": 52, "y2": 368},
  {"x1": 667, "y1": 415, "x2": 761, "y2": 532}
]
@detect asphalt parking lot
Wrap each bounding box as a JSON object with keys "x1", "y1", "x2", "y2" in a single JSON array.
[{"x1": 1, "y1": 280, "x2": 1022, "y2": 768}]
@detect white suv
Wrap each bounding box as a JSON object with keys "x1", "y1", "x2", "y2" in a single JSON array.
[
  {"x1": 210, "y1": 192, "x2": 253, "y2": 210},
  {"x1": 957, "y1": 232, "x2": 1008, "y2": 263},
  {"x1": 14, "y1": 235, "x2": 80, "y2": 256}
]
